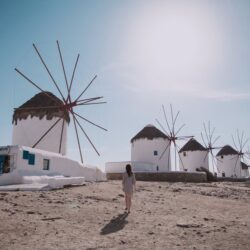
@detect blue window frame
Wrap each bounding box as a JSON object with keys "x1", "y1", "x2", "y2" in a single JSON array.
[
  {"x1": 23, "y1": 150, "x2": 29, "y2": 160},
  {"x1": 28, "y1": 154, "x2": 35, "y2": 165}
]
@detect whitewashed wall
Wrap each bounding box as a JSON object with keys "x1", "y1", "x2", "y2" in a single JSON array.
[
  {"x1": 105, "y1": 161, "x2": 155, "y2": 173},
  {"x1": 105, "y1": 161, "x2": 132, "y2": 173},
  {"x1": 12, "y1": 116, "x2": 67, "y2": 155},
  {"x1": 216, "y1": 155, "x2": 241, "y2": 177},
  {"x1": 241, "y1": 168, "x2": 249, "y2": 177},
  {"x1": 131, "y1": 138, "x2": 170, "y2": 172},
  {"x1": 179, "y1": 151, "x2": 209, "y2": 172},
  {"x1": 0, "y1": 146, "x2": 105, "y2": 185}
]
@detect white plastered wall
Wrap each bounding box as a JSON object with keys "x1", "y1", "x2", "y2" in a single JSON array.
[
  {"x1": 179, "y1": 151, "x2": 209, "y2": 172},
  {"x1": 0, "y1": 146, "x2": 106, "y2": 185},
  {"x1": 105, "y1": 161, "x2": 155, "y2": 173},
  {"x1": 216, "y1": 155, "x2": 241, "y2": 177},
  {"x1": 131, "y1": 138, "x2": 170, "y2": 172},
  {"x1": 12, "y1": 116, "x2": 67, "y2": 155}
]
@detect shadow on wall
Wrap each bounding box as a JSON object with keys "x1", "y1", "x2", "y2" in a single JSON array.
[{"x1": 100, "y1": 212, "x2": 128, "y2": 235}]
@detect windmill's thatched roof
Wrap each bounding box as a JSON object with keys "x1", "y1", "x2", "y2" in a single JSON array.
[
  {"x1": 241, "y1": 162, "x2": 249, "y2": 170},
  {"x1": 216, "y1": 145, "x2": 238, "y2": 156},
  {"x1": 179, "y1": 138, "x2": 206, "y2": 153},
  {"x1": 13, "y1": 91, "x2": 70, "y2": 124},
  {"x1": 130, "y1": 124, "x2": 168, "y2": 143}
]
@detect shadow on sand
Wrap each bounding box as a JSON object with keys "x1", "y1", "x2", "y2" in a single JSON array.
[{"x1": 100, "y1": 212, "x2": 129, "y2": 235}]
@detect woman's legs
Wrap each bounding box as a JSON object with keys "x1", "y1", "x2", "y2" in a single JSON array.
[
  {"x1": 127, "y1": 194, "x2": 132, "y2": 212},
  {"x1": 125, "y1": 194, "x2": 128, "y2": 210}
]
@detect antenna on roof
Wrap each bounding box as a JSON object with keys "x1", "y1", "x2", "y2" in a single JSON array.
[
  {"x1": 15, "y1": 41, "x2": 107, "y2": 163},
  {"x1": 155, "y1": 104, "x2": 193, "y2": 171}
]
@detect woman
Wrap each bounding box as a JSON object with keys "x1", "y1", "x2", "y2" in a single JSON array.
[{"x1": 122, "y1": 164, "x2": 136, "y2": 213}]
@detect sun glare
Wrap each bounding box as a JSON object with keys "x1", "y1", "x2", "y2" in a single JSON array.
[{"x1": 122, "y1": 2, "x2": 224, "y2": 92}]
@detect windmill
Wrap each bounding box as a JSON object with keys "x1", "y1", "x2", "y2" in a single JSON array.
[
  {"x1": 231, "y1": 130, "x2": 249, "y2": 176},
  {"x1": 155, "y1": 104, "x2": 193, "y2": 171},
  {"x1": 14, "y1": 41, "x2": 107, "y2": 164},
  {"x1": 200, "y1": 121, "x2": 221, "y2": 174}
]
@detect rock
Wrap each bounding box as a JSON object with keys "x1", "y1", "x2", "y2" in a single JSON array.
[
  {"x1": 177, "y1": 223, "x2": 201, "y2": 228},
  {"x1": 27, "y1": 211, "x2": 35, "y2": 214},
  {"x1": 172, "y1": 188, "x2": 181, "y2": 192},
  {"x1": 148, "y1": 231, "x2": 154, "y2": 235},
  {"x1": 196, "y1": 167, "x2": 217, "y2": 182}
]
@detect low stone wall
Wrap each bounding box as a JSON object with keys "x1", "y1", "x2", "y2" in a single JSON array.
[
  {"x1": 217, "y1": 177, "x2": 249, "y2": 182},
  {"x1": 106, "y1": 171, "x2": 207, "y2": 183}
]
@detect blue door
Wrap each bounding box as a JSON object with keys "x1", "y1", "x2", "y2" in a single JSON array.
[{"x1": 0, "y1": 156, "x2": 5, "y2": 175}]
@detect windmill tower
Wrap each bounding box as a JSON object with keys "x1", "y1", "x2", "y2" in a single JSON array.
[
  {"x1": 12, "y1": 92, "x2": 69, "y2": 155},
  {"x1": 179, "y1": 138, "x2": 208, "y2": 172},
  {"x1": 216, "y1": 145, "x2": 239, "y2": 177},
  {"x1": 14, "y1": 41, "x2": 107, "y2": 163},
  {"x1": 130, "y1": 124, "x2": 170, "y2": 172},
  {"x1": 216, "y1": 130, "x2": 249, "y2": 177},
  {"x1": 155, "y1": 104, "x2": 193, "y2": 171}
]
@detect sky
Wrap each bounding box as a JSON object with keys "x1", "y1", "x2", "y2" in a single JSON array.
[{"x1": 1, "y1": 0, "x2": 250, "y2": 170}]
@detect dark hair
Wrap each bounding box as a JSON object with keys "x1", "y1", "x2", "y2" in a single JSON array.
[{"x1": 126, "y1": 164, "x2": 132, "y2": 177}]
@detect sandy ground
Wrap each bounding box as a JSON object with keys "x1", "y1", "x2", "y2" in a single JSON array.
[{"x1": 0, "y1": 181, "x2": 249, "y2": 250}]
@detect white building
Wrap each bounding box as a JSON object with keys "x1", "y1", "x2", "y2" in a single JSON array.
[
  {"x1": 216, "y1": 145, "x2": 242, "y2": 177},
  {"x1": 179, "y1": 138, "x2": 209, "y2": 172},
  {"x1": 105, "y1": 124, "x2": 170, "y2": 172},
  {"x1": 0, "y1": 91, "x2": 106, "y2": 187},
  {"x1": 240, "y1": 162, "x2": 249, "y2": 177},
  {"x1": 12, "y1": 92, "x2": 68, "y2": 155},
  {"x1": 0, "y1": 145, "x2": 105, "y2": 187}
]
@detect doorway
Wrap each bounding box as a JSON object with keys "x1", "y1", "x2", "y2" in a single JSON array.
[{"x1": 0, "y1": 155, "x2": 10, "y2": 174}]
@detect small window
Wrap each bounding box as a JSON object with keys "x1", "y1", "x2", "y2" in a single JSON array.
[
  {"x1": 154, "y1": 150, "x2": 158, "y2": 156},
  {"x1": 221, "y1": 155, "x2": 224, "y2": 159},
  {"x1": 43, "y1": 159, "x2": 50, "y2": 170},
  {"x1": 183, "y1": 152, "x2": 187, "y2": 157},
  {"x1": 28, "y1": 154, "x2": 35, "y2": 165},
  {"x1": 23, "y1": 150, "x2": 29, "y2": 160},
  {"x1": 222, "y1": 172, "x2": 225, "y2": 177}
]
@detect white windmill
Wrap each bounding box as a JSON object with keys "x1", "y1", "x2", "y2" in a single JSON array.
[{"x1": 14, "y1": 41, "x2": 107, "y2": 163}]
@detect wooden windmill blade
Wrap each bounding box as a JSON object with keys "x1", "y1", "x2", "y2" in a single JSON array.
[
  {"x1": 56, "y1": 40, "x2": 70, "y2": 94},
  {"x1": 33, "y1": 43, "x2": 66, "y2": 102},
  {"x1": 162, "y1": 105, "x2": 172, "y2": 135},
  {"x1": 201, "y1": 121, "x2": 223, "y2": 174},
  {"x1": 175, "y1": 142, "x2": 186, "y2": 171},
  {"x1": 231, "y1": 130, "x2": 249, "y2": 176},
  {"x1": 68, "y1": 54, "x2": 80, "y2": 100},
  {"x1": 15, "y1": 41, "x2": 107, "y2": 163},
  {"x1": 155, "y1": 118, "x2": 169, "y2": 137},
  {"x1": 159, "y1": 140, "x2": 171, "y2": 160},
  {"x1": 233, "y1": 155, "x2": 240, "y2": 176},
  {"x1": 156, "y1": 103, "x2": 193, "y2": 171}
]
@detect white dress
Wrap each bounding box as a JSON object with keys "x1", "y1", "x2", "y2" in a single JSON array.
[{"x1": 122, "y1": 172, "x2": 136, "y2": 194}]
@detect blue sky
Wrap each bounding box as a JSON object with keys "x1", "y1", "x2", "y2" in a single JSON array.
[{"x1": 1, "y1": 0, "x2": 250, "y2": 169}]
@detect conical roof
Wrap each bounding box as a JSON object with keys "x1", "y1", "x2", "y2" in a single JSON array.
[
  {"x1": 13, "y1": 91, "x2": 70, "y2": 125},
  {"x1": 179, "y1": 138, "x2": 206, "y2": 153},
  {"x1": 130, "y1": 124, "x2": 168, "y2": 143},
  {"x1": 216, "y1": 145, "x2": 238, "y2": 156}
]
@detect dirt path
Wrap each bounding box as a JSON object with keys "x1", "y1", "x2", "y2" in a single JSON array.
[{"x1": 0, "y1": 181, "x2": 249, "y2": 250}]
